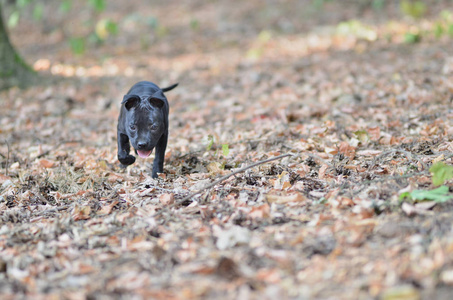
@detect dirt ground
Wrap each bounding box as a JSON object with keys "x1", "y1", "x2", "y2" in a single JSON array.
[{"x1": 1, "y1": 0, "x2": 453, "y2": 299}]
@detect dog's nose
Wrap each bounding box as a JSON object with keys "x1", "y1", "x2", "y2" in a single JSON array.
[{"x1": 137, "y1": 142, "x2": 146, "y2": 149}]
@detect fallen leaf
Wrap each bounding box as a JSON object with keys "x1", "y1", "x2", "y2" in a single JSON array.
[
  {"x1": 72, "y1": 205, "x2": 91, "y2": 221},
  {"x1": 159, "y1": 193, "x2": 174, "y2": 205},
  {"x1": 215, "y1": 257, "x2": 241, "y2": 280},
  {"x1": 265, "y1": 193, "x2": 306, "y2": 204},
  {"x1": 97, "y1": 200, "x2": 119, "y2": 215},
  {"x1": 38, "y1": 159, "x2": 56, "y2": 168}
]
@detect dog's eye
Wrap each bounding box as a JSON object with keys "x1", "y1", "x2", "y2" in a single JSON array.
[
  {"x1": 150, "y1": 124, "x2": 158, "y2": 130},
  {"x1": 130, "y1": 125, "x2": 137, "y2": 131}
]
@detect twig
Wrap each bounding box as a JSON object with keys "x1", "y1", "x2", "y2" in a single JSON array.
[
  {"x1": 5, "y1": 140, "x2": 10, "y2": 176},
  {"x1": 304, "y1": 152, "x2": 332, "y2": 167},
  {"x1": 282, "y1": 145, "x2": 331, "y2": 166},
  {"x1": 35, "y1": 205, "x2": 71, "y2": 215},
  {"x1": 36, "y1": 140, "x2": 82, "y2": 159},
  {"x1": 368, "y1": 149, "x2": 429, "y2": 171},
  {"x1": 178, "y1": 153, "x2": 293, "y2": 203},
  {"x1": 350, "y1": 170, "x2": 428, "y2": 196},
  {"x1": 151, "y1": 153, "x2": 293, "y2": 218}
]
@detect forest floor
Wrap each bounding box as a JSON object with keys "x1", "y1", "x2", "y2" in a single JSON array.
[{"x1": 1, "y1": 0, "x2": 453, "y2": 299}]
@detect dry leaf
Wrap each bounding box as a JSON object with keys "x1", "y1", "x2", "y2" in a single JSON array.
[
  {"x1": 72, "y1": 205, "x2": 91, "y2": 221},
  {"x1": 38, "y1": 159, "x2": 56, "y2": 168},
  {"x1": 97, "y1": 200, "x2": 119, "y2": 215},
  {"x1": 266, "y1": 193, "x2": 306, "y2": 204},
  {"x1": 159, "y1": 193, "x2": 174, "y2": 205}
]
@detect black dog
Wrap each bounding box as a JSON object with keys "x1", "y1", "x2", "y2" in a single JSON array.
[{"x1": 117, "y1": 81, "x2": 178, "y2": 178}]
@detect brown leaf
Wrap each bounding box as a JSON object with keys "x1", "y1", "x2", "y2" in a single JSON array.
[
  {"x1": 215, "y1": 257, "x2": 241, "y2": 280},
  {"x1": 339, "y1": 141, "x2": 356, "y2": 160},
  {"x1": 97, "y1": 200, "x2": 119, "y2": 215},
  {"x1": 0, "y1": 174, "x2": 12, "y2": 184},
  {"x1": 72, "y1": 205, "x2": 91, "y2": 221},
  {"x1": 367, "y1": 126, "x2": 381, "y2": 141},
  {"x1": 248, "y1": 203, "x2": 270, "y2": 218},
  {"x1": 38, "y1": 159, "x2": 56, "y2": 168},
  {"x1": 318, "y1": 164, "x2": 329, "y2": 179},
  {"x1": 266, "y1": 193, "x2": 306, "y2": 204},
  {"x1": 159, "y1": 193, "x2": 174, "y2": 205}
]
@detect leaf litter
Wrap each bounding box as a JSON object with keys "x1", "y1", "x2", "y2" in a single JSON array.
[{"x1": 1, "y1": 0, "x2": 453, "y2": 299}]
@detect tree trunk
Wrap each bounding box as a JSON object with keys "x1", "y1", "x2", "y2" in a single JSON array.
[{"x1": 0, "y1": 4, "x2": 36, "y2": 90}]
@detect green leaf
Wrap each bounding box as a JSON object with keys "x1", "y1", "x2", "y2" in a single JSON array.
[
  {"x1": 448, "y1": 24, "x2": 453, "y2": 37},
  {"x1": 433, "y1": 23, "x2": 444, "y2": 38},
  {"x1": 8, "y1": 11, "x2": 20, "y2": 28},
  {"x1": 404, "y1": 32, "x2": 420, "y2": 43},
  {"x1": 17, "y1": 0, "x2": 31, "y2": 9},
  {"x1": 408, "y1": 186, "x2": 453, "y2": 203},
  {"x1": 430, "y1": 162, "x2": 453, "y2": 186},
  {"x1": 353, "y1": 130, "x2": 370, "y2": 144},
  {"x1": 60, "y1": 0, "x2": 72, "y2": 13},
  {"x1": 69, "y1": 38, "x2": 86, "y2": 55},
  {"x1": 206, "y1": 135, "x2": 214, "y2": 151},
  {"x1": 222, "y1": 144, "x2": 230, "y2": 157},
  {"x1": 95, "y1": 19, "x2": 118, "y2": 40},
  {"x1": 399, "y1": 191, "x2": 411, "y2": 201},
  {"x1": 88, "y1": 0, "x2": 106, "y2": 12},
  {"x1": 190, "y1": 19, "x2": 200, "y2": 30},
  {"x1": 400, "y1": 0, "x2": 426, "y2": 19},
  {"x1": 106, "y1": 20, "x2": 118, "y2": 35},
  {"x1": 33, "y1": 4, "x2": 44, "y2": 21}
]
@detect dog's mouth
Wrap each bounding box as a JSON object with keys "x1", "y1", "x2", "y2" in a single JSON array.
[{"x1": 137, "y1": 150, "x2": 152, "y2": 158}]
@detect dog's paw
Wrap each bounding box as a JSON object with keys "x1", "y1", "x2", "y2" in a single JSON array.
[{"x1": 118, "y1": 154, "x2": 136, "y2": 166}]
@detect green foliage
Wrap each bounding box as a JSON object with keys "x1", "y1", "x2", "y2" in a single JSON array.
[
  {"x1": 7, "y1": 11, "x2": 20, "y2": 28},
  {"x1": 336, "y1": 20, "x2": 377, "y2": 41},
  {"x1": 399, "y1": 162, "x2": 453, "y2": 205},
  {"x1": 5, "y1": 0, "x2": 113, "y2": 55},
  {"x1": 60, "y1": 0, "x2": 72, "y2": 13},
  {"x1": 17, "y1": 0, "x2": 32, "y2": 9},
  {"x1": 205, "y1": 135, "x2": 230, "y2": 158},
  {"x1": 190, "y1": 19, "x2": 200, "y2": 30},
  {"x1": 433, "y1": 10, "x2": 453, "y2": 39},
  {"x1": 400, "y1": 0, "x2": 427, "y2": 19},
  {"x1": 353, "y1": 130, "x2": 370, "y2": 145},
  {"x1": 32, "y1": 3, "x2": 43, "y2": 21},
  {"x1": 246, "y1": 30, "x2": 272, "y2": 60},
  {"x1": 430, "y1": 162, "x2": 453, "y2": 186},
  {"x1": 222, "y1": 144, "x2": 230, "y2": 157},
  {"x1": 95, "y1": 19, "x2": 118, "y2": 41},
  {"x1": 69, "y1": 37, "x2": 86, "y2": 55},
  {"x1": 206, "y1": 135, "x2": 214, "y2": 151},
  {"x1": 399, "y1": 186, "x2": 453, "y2": 203},
  {"x1": 88, "y1": 0, "x2": 106, "y2": 13},
  {"x1": 404, "y1": 32, "x2": 421, "y2": 43}
]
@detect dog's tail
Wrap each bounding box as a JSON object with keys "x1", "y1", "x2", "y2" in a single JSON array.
[{"x1": 162, "y1": 83, "x2": 178, "y2": 92}]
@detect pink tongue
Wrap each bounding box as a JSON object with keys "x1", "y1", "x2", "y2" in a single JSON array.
[{"x1": 137, "y1": 150, "x2": 152, "y2": 158}]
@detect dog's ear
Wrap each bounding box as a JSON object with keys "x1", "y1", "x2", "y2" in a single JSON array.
[
  {"x1": 148, "y1": 90, "x2": 165, "y2": 108},
  {"x1": 122, "y1": 95, "x2": 139, "y2": 110}
]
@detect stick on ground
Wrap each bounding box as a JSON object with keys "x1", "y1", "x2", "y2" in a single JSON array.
[{"x1": 178, "y1": 153, "x2": 293, "y2": 204}]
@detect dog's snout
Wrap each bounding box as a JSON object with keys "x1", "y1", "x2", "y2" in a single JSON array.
[{"x1": 137, "y1": 142, "x2": 147, "y2": 149}]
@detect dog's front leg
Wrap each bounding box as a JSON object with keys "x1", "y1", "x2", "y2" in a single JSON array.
[
  {"x1": 117, "y1": 132, "x2": 136, "y2": 166},
  {"x1": 152, "y1": 132, "x2": 168, "y2": 178}
]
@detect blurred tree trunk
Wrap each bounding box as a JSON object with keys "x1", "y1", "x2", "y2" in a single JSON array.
[{"x1": 0, "y1": 3, "x2": 36, "y2": 90}]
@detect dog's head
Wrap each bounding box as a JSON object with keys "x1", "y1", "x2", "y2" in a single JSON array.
[{"x1": 121, "y1": 90, "x2": 167, "y2": 158}]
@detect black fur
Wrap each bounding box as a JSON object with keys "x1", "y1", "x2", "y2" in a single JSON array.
[{"x1": 117, "y1": 81, "x2": 177, "y2": 178}]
